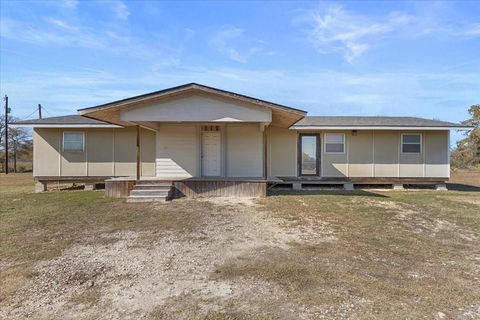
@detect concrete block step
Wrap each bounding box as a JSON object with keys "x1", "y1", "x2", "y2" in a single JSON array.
[
  {"x1": 133, "y1": 185, "x2": 172, "y2": 191},
  {"x1": 136, "y1": 181, "x2": 172, "y2": 186},
  {"x1": 129, "y1": 190, "x2": 170, "y2": 197},
  {"x1": 127, "y1": 195, "x2": 168, "y2": 203}
]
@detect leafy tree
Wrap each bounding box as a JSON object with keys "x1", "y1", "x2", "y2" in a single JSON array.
[
  {"x1": 451, "y1": 105, "x2": 480, "y2": 169},
  {"x1": 0, "y1": 114, "x2": 33, "y2": 173}
]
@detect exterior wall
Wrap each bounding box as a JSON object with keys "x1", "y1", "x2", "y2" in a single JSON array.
[
  {"x1": 141, "y1": 129, "x2": 156, "y2": 177},
  {"x1": 373, "y1": 131, "x2": 399, "y2": 177},
  {"x1": 154, "y1": 123, "x2": 263, "y2": 179},
  {"x1": 33, "y1": 127, "x2": 155, "y2": 177},
  {"x1": 425, "y1": 131, "x2": 450, "y2": 177},
  {"x1": 156, "y1": 124, "x2": 198, "y2": 178},
  {"x1": 121, "y1": 94, "x2": 272, "y2": 123},
  {"x1": 87, "y1": 129, "x2": 114, "y2": 176},
  {"x1": 268, "y1": 126, "x2": 297, "y2": 177},
  {"x1": 226, "y1": 124, "x2": 263, "y2": 177},
  {"x1": 399, "y1": 132, "x2": 423, "y2": 177},
  {"x1": 33, "y1": 128, "x2": 61, "y2": 176},
  {"x1": 113, "y1": 127, "x2": 136, "y2": 176},
  {"x1": 320, "y1": 130, "x2": 449, "y2": 178},
  {"x1": 347, "y1": 131, "x2": 373, "y2": 177},
  {"x1": 266, "y1": 129, "x2": 450, "y2": 179},
  {"x1": 322, "y1": 131, "x2": 348, "y2": 177}
]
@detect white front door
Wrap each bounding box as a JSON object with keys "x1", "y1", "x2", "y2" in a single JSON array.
[{"x1": 201, "y1": 132, "x2": 221, "y2": 177}]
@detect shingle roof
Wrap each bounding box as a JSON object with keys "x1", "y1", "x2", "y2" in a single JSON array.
[
  {"x1": 78, "y1": 82, "x2": 307, "y2": 115},
  {"x1": 12, "y1": 115, "x2": 106, "y2": 125},
  {"x1": 11, "y1": 115, "x2": 119, "y2": 127},
  {"x1": 292, "y1": 116, "x2": 467, "y2": 128}
]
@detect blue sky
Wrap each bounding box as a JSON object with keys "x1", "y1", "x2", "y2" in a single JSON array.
[{"x1": 1, "y1": 0, "x2": 479, "y2": 143}]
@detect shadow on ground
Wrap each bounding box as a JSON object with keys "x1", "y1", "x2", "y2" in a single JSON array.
[
  {"x1": 268, "y1": 189, "x2": 389, "y2": 198},
  {"x1": 446, "y1": 183, "x2": 480, "y2": 192}
]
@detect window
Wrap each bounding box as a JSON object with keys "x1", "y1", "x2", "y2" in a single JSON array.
[
  {"x1": 325, "y1": 133, "x2": 345, "y2": 153},
  {"x1": 63, "y1": 132, "x2": 84, "y2": 152},
  {"x1": 402, "y1": 134, "x2": 421, "y2": 153}
]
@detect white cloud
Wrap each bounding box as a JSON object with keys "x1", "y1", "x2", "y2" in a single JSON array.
[
  {"x1": 306, "y1": 5, "x2": 411, "y2": 63},
  {"x1": 0, "y1": 17, "x2": 178, "y2": 61},
  {"x1": 212, "y1": 26, "x2": 248, "y2": 63},
  {"x1": 112, "y1": 1, "x2": 130, "y2": 20},
  {"x1": 211, "y1": 26, "x2": 274, "y2": 63},
  {"x1": 62, "y1": 0, "x2": 79, "y2": 9},
  {"x1": 45, "y1": 18, "x2": 79, "y2": 31},
  {"x1": 301, "y1": 3, "x2": 480, "y2": 63}
]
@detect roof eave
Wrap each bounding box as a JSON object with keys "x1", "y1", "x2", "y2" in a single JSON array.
[
  {"x1": 10, "y1": 123, "x2": 123, "y2": 128},
  {"x1": 289, "y1": 125, "x2": 473, "y2": 130},
  {"x1": 77, "y1": 83, "x2": 307, "y2": 116}
]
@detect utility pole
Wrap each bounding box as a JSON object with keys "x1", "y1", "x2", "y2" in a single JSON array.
[
  {"x1": 38, "y1": 104, "x2": 42, "y2": 119},
  {"x1": 4, "y1": 95, "x2": 9, "y2": 174}
]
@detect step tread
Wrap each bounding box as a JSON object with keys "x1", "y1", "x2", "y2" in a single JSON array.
[
  {"x1": 127, "y1": 198, "x2": 167, "y2": 203},
  {"x1": 128, "y1": 194, "x2": 168, "y2": 198},
  {"x1": 133, "y1": 185, "x2": 172, "y2": 190},
  {"x1": 130, "y1": 189, "x2": 170, "y2": 193}
]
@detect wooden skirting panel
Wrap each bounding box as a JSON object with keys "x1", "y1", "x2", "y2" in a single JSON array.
[
  {"x1": 173, "y1": 180, "x2": 267, "y2": 198},
  {"x1": 105, "y1": 179, "x2": 136, "y2": 198}
]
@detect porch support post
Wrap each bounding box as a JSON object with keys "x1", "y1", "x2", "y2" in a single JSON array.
[
  {"x1": 136, "y1": 125, "x2": 140, "y2": 181},
  {"x1": 262, "y1": 123, "x2": 268, "y2": 180}
]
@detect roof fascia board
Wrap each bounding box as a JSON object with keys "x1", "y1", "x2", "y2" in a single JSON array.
[
  {"x1": 78, "y1": 84, "x2": 306, "y2": 116},
  {"x1": 10, "y1": 124, "x2": 122, "y2": 128},
  {"x1": 290, "y1": 126, "x2": 472, "y2": 130}
]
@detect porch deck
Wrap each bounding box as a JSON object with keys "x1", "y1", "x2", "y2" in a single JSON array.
[{"x1": 105, "y1": 176, "x2": 269, "y2": 198}]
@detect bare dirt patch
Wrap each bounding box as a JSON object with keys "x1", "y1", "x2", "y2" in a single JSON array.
[{"x1": 1, "y1": 198, "x2": 334, "y2": 319}]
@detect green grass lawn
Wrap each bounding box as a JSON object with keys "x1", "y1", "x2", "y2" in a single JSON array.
[{"x1": 1, "y1": 173, "x2": 479, "y2": 319}]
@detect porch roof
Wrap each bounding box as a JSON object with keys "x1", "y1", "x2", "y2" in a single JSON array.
[{"x1": 77, "y1": 83, "x2": 307, "y2": 128}]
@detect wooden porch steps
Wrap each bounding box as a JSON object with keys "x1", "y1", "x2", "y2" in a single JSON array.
[{"x1": 126, "y1": 181, "x2": 173, "y2": 203}]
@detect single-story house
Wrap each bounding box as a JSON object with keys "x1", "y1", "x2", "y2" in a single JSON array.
[{"x1": 12, "y1": 83, "x2": 471, "y2": 201}]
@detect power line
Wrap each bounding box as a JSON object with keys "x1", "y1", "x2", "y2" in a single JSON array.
[
  {"x1": 41, "y1": 105, "x2": 54, "y2": 117},
  {"x1": 20, "y1": 109, "x2": 39, "y2": 120}
]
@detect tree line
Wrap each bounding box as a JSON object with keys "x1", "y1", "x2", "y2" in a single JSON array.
[
  {"x1": 1, "y1": 115, "x2": 33, "y2": 173},
  {"x1": 451, "y1": 104, "x2": 480, "y2": 170}
]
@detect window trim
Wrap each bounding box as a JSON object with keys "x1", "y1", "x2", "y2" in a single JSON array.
[
  {"x1": 401, "y1": 133, "x2": 422, "y2": 154},
  {"x1": 297, "y1": 133, "x2": 320, "y2": 176},
  {"x1": 324, "y1": 133, "x2": 345, "y2": 154},
  {"x1": 63, "y1": 131, "x2": 85, "y2": 152}
]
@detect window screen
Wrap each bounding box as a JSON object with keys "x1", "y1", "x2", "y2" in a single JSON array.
[
  {"x1": 325, "y1": 133, "x2": 345, "y2": 153},
  {"x1": 63, "y1": 132, "x2": 84, "y2": 152},
  {"x1": 402, "y1": 134, "x2": 421, "y2": 153}
]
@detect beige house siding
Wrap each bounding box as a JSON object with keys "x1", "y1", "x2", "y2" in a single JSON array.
[
  {"x1": 268, "y1": 126, "x2": 297, "y2": 177},
  {"x1": 316, "y1": 130, "x2": 449, "y2": 178},
  {"x1": 156, "y1": 124, "x2": 197, "y2": 178},
  {"x1": 154, "y1": 123, "x2": 263, "y2": 178},
  {"x1": 141, "y1": 129, "x2": 156, "y2": 177},
  {"x1": 373, "y1": 131, "x2": 399, "y2": 177},
  {"x1": 113, "y1": 127, "x2": 137, "y2": 176},
  {"x1": 347, "y1": 131, "x2": 374, "y2": 177},
  {"x1": 33, "y1": 126, "x2": 450, "y2": 180},
  {"x1": 33, "y1": 128, "x2": 61, "y2": 176},
  {"x1": 61, "y1": 128, "x2": 87, "y2": 176},
  {"x1": 33, "y1": 127, "x2": 155, "y2": 177},
  {"x1": 226, "y1": 124, "x2": 263, "y2": 177},
  {"x1": 87, "y1": 129, "x2": 114, "y2": 176},
  {"x1": 322, "y1": 131, "x2": 348, "y2": 177},
  {"x1": 121, "y1": 94, "x2": 272, "y2": 123},
  {"x1": 425, "y1": 131, "x2": 450, "y2": 177}
]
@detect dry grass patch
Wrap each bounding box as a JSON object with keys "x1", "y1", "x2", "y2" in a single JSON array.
[{"x1": 1, "y1": 172, "x2": 479, "y2": 319}]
